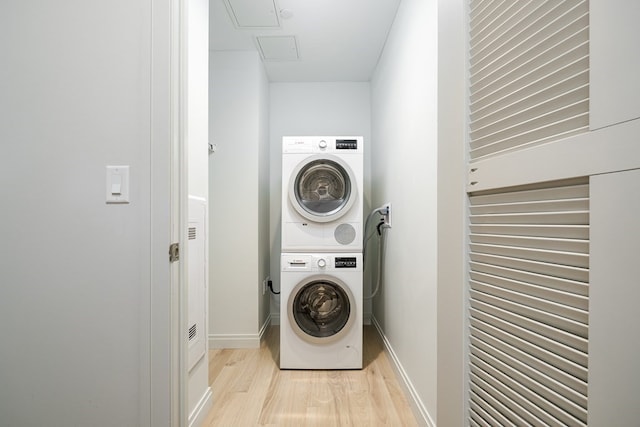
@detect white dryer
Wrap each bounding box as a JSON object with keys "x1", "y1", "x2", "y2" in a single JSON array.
[
  {"x1": 281, "y1": 136, "x2": 363, "y2": 253},
  {"x1": 280, "y1": 253, "x2": 363, "y2": 370}
]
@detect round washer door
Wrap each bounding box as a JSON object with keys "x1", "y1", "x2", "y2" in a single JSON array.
[
  {"x1": 289, "y1": 154, "x2": 357, "y2": 223},
  {"x1": 287, "y1": 275, "x2": 356, "y2": 344}
]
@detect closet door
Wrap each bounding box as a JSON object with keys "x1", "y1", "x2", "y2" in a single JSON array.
[{"x1": 468, "y1": 179, "x2": 590, "y2": 426}]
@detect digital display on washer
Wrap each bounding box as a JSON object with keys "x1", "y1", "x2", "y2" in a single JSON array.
[
  {"x1": 336, "y1": 139, "x2": 358, "y2": 150},
  {"x1": 335, "y1": 257, "x2": 357, "y2": 268}
]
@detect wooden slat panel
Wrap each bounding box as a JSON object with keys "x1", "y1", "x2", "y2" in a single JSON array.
[
  {"x1": 470, "y1": 210, "x2": 589, "y2": 225},
  {"x1": 470, "y1": 41, "x2": 588, "y2": 104},
  {"x1": 471, "y1": 56, "x2": 588, "y2": 117},
  {"x1": 471, "y1": 353, "x2": 586, "y2": 424},
  {"x1": 471, "y1": 270, "x2": 588, "y2": 309},
  {"x1": 468, "y1": 179, "x2": 589, "y2": 424},
  {"x1": 470, "y1": 183, "x2": 589, "y2": 204},
  {"x1": 471, "y1": 3, "x2": 589, "y2": 80},
  {"x1": 470, "y1": 261, "x2": 588, "y2": 296},
  {"x1": 469, "y1": 224, "x2": 589, "y2": 239},
  {"x1": 469, "y1": 243, "x2": 589, "y2": 268},
  {"x1": 470, "y1": 234, "x2": 589, "y2": 254},
  {"x1": 470, "y1": 198, "x2": 588, "y2": 214},
  {"x1": 469, "y1": 0, "x2": 589, "y2": 159},
  {"x1": 470, "y1": 252, "x2": 588, "y2": 282},
  {"x1": 471, "y1": 345, "x2": 587, "y2": 424},
  {"x1": 470, "y1": 111, "x2": 589, "y2": 158},
  {"x1": 472, "y1": 278, "x2": 588, "y2": 321},
  {"x1": 471, "y1": 307, "x2": 588, "y2": 375},
  {"x1": 470, "y1": 379, "x2": 534, "y2": 426},
  {"x1": 472, "y1": 26, "x2": 589, "y2": 94},
  {"x1": 471, "y1": 289, "x2": 588, "y2": 337},
  {"x1": 471, "y1": 320, "x2": 588, "y2": 395}
]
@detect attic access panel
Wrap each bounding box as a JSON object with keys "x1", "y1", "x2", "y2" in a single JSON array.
[
  {"x1": 224, "y1": 0, "x2": 280, "y2": 28},
  {"x1": 256, "y1": 36, "x2": 299, "y2": 61}
]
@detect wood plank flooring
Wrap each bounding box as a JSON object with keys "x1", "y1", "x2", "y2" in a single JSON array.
[{"x1": 201, "y1": 325, "x2": 419, "y2": 426}]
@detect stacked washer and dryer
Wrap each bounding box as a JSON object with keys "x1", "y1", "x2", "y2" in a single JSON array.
[{"x1": 280, "y1": 136, "x2": 364, "y2": 370}]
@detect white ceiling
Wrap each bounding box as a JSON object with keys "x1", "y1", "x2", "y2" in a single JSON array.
[{"x1": 210, "y1": 0, "x2": 402, "y2": 82}]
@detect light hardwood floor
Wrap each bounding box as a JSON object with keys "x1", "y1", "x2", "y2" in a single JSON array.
[{"x1": 201, "y1": 325, "x2": 419, "y2": 426}]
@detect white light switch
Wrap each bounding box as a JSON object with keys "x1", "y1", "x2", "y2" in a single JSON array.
[{"x1": 106, "y1": 165, "x2": 130, "y2": 204}]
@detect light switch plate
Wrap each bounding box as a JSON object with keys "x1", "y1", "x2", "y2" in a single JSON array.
[{"x1": 106, "y1": 165, "x2": 130, "y2": 204}]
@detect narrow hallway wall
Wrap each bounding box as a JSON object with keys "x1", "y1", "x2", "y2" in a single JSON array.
[
  {"x1": 370, "y1": 0, "x2": 439, "y2": 423},
  {"x1": 209, "y1": 51, "x2": 271, "y2": 347},
  {"x1": 0, "y1": 1, "x2": 171, "y2": 425}
]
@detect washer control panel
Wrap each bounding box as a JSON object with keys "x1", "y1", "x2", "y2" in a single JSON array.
[{"x1": 282, "y1": 253, "x2": 362, "y2": 272}]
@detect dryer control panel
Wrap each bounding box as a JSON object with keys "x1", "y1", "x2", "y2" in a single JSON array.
[{"x1": 282, "y1": 136, "x2": 364, "y2": 154}]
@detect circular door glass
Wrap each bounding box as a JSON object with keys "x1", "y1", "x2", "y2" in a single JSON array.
[
  {"x1": 294, "y1": 159, "x2": 352, "y2": 218},
  {"x1": 292, "y1": 280, "x2": 351, "y2": 338}
]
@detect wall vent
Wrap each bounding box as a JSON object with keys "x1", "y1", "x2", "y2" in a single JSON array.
[
  {"x1": 468, "y1": 178, "x2": 589, "y2": 426},
  {"x1": 189, "y1": 323, "x2": 197, "y2": 341},
  {"x1": 188, "y1": 227, "x2": 197, "y2": 240},
  {"x1": 469, "y1": 0, "x2": 590, "y2": 160}
]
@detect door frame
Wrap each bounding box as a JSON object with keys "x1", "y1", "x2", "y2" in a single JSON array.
[{"x1": 149, "y1": 0, "x2": 188, "y2": 425}]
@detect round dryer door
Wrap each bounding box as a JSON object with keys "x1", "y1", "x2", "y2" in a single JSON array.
[
  {"x1": 288, "y1": 276, "x2": 355, "y2": 344},
  {"x1": 289, "y1": 155, "x2": 357, "y2": 223}
]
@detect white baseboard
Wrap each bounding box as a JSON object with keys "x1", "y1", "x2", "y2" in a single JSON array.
[
  {"x1": 208, "y1": 316, "x2": 271, "y2": 349},
  {"x1": 208, "y1": 333, "x2": 260, "y2": 349},
  {"x1": 270, "y1": 312, "x2": 280, "y2": 326},
  {"x1": 363, "y1": 312, "x2": 372, "y2": 325},
  {"x1": 371, "y1": 316, "x2": 436, "y2": 427},
  {"x1": 188, "y1": 386, "x2": 212, "y2": 427},
  {"x1": 258, "y1": 315, "x2": 271, "y2": 340}
]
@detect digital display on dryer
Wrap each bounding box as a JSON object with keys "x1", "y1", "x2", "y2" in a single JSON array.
[
  {"x1": 335, "y1": 257, "x2": 357, "y2": 268},
  {"x1": 336, "y1": 139, "x2": 358, "y2": 150}
]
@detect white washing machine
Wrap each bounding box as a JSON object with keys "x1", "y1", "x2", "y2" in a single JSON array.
[
  {"x1": 281, "y1": 136, "x2": 363, "y2": 253},
  {"x1": 280, "y1": 253, "x2": 363, "y2": 370}
]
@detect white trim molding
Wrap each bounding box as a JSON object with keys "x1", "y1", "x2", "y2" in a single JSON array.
[
  {"x1": 371, "y1": 317, "x2": 435, "y2": 427},
  {"x1": 187, "y1": 387, "x2": 212, "y2": 427},
  {"x1": 208, "y1": 333, "x2": 261, "y2": 349},
  {"x1": 209, "y1": 316, "x2": 271, "y2": 349},
  {"x1": 270, "y1": 312, "x2": 280, "y2": 326}
]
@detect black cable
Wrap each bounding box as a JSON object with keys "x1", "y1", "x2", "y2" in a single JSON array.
[{"x1": 268, "y1": 280, "x2": 280, "y2": 295}]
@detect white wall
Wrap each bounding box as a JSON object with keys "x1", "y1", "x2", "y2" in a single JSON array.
[
  {"x1": 258, "y1": 57, "x2": 271, "y2": 330},
  {"x1": 0, "y1": 1, "x2": 173, "y2": 425},
  {"x1": 209, "y1": 51, "x2": 270, "y2": 346},
  {"x1": 370, "y1": 0, "x2": 438, "y2": 424},
  {"x1": 187, "y1": 0, "x2": 210, "y2": 201},
  {"x1": 268, "y1": 82, "x2": 372, "y2": 321}
]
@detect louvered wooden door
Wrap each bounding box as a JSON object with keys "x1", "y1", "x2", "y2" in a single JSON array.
[{"x1": 468, "y1": 180, "x2": 589, "y2": 426}]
